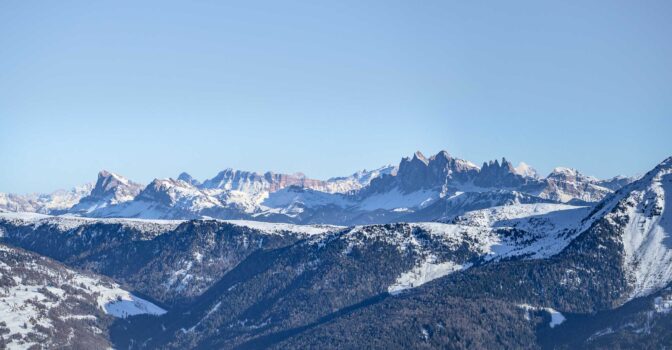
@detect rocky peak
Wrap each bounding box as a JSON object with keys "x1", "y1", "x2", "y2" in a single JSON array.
[
  {"x1": 177, "y1": 172, "x2": 201, "y2": 187},
  {"x1": 70, "y1": 170, "x2": 143, "y2": 213},
  {"x1": 412, "y1": 151, "x2": 429, "y2": 164},
  {"x1": 137, "y1": 178, "x2": 183, "y2": 205},
  {"x1": 201, "y1": 168, "x2": 328, "y2": 194},
  {"x1": 538, "y1": 167, "x2": 611, "y2": 203},
  {"x1": 548, "y1": 167, "x2": 580, "y2": 178},
  {"x1": 92, "y1": 170, "x2": 131, "y2": 197},
  {"x1": 653, "y1": 156, "x2": 672, "y2": 173},
  {"x1": 431, "y1": 150, "x2": 451, "y2": 161},
  {"x1": 201, "y1": 169, "x2": 261, "y2": 191},
  {"x1": 501, "y1": 158, "x2": 516, "y2": 172},
  {"x1": 93, "y1": 171, "x2": 142, "y2": 198},
  {"x1": 367, "y1": 151, "x2": 481, "y2": 195},
  {"x1": 474, "y1": 158, "x2": 529, "y2": 188}
]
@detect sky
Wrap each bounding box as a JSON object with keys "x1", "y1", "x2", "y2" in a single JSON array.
[{"x1": 1, "y1": 0, "x2": 671, "y2": 193}]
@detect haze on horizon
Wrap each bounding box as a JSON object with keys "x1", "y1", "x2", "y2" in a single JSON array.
[{"x1": 1, "y1": 0, "x2": 671, "y2": 193}]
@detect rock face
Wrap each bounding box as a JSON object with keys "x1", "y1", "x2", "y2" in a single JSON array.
[
  {"x1": 365, "y1": 151, "x2": 480, "y2": 196},
  {"x1": 200, "y1": 167, "x2": 391, "y2": 195},
  {"x1": 177, "y1": 172, "x2": 201, "y2": 187},
  {"x1": 474, "y1": 158, "x2": 532, "y2": 188},
  {"x1": 537, "y1": 167, "x2": 613, "y2": 203},
  {"x1": 69, "y1": 171, "x2": 143, "y2": 213}
]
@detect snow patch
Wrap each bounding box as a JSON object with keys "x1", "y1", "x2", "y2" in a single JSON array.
[
  {"x1": 388, "y1": 257, "x2": 468, "y2": 294},
  {"x1": 358, "y1": 188, "x2": 440, "y2": 211},
  {"x1": 518, "y1": 304, "x2": 566, "y2": 328},
  {"x1": 104, "y1": 295, "x2": 166, "y2": 318},
  {"x1": 222, "y1": 220, "x2": 343, "y2": 236}
]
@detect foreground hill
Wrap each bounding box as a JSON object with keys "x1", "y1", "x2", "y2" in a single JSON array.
[{"x1": 0, "y1": 243, "x2": 164, "y2": 349}]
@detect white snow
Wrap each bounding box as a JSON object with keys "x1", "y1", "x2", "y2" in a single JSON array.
[
  {"x1": 0, "y1": 211, "x2": 183, "y2": 236},
  {"x1": 104, "y1": 295, "x2": 167, "y2": 318},
  {"x1": 325, "y1": 165, "x2": 397, "y2": 193},
  {"x1": 222, "y1": 220, "x2": 343, "y2": 236},
  {"x1": 610, "y1": 167, "x2": 672, "y2": 299},
  {"x1": 549, "y1": 167, "x2": 580, "y2": 177},
  {"x1": 0, "y1": 244, "x2": 165, "y2": 349},
  {"x1": 0, "y1": 184, "x2": 93, "y2": 214},
  {"x1": 420, "y1": 203, "x2": 591, "y2": 259},
  {"x1": 514, "y1": 162, "x2": 539, "y2": 178},
  {"x1": 68, "y1": 274, "x2": 166, "y2": 318},
  {"x1": 388, "y1": 257, "x2": 468, "y2": 294},
  {"x1": 383, "y1": 203, "x2": 590, "y2": 294},
  {"x1": 262, "y1": 187, "x2": 351, "y2": 210},
  {"x1": 0, "y1": 212, "x2": 342, "y2": 244},
  {"x1": 358, "y1": 188, "x2": 440, "y2": 211},
  {"x1": 654, "y1": 294, "x2": 672, "y2": 313},
  {"x1": 518, "y1": 304, "x2": 566, "y2": 328}
]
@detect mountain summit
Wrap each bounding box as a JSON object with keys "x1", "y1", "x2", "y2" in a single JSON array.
[{"x1": 69, "y1": 170, "x2": 143, "y2": 213}]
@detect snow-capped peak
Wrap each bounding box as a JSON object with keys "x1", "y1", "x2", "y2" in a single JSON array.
[
  {"x1": 514, "y1": 162, "x2": 540, "y2": 178},
  {"x1": 549, "y1": 167, "x2": 579, "y2": 177},
  {"x1": 177, "y1": 172, "x2": 201, "y2": 186},
  {"x1": 547, "y1": 167, "x2": 598, "y2": 182},
  {"x1": 69, "y1": 170, "x2": 144, "y2": 214},
  {"x1": 92, "y1": 170, "x2": 142, "y2": 196},
  {"x1": 98, "y1": 170, "x2": 130, "y2": 186}
]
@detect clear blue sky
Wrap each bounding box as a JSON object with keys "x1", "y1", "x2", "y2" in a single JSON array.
[{"x1": 1, "y1": 0, "x2": 671, "y2": 193}]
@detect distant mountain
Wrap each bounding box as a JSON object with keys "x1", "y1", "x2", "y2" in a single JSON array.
[
  {"x1": 324, "y1": 164, "x2": 397, "y2": 193},
  {"x1": 535, "y1": 167, "x2": 613, "y2": 203},
  {"x1": 0, "y1": 183, "x2": 93, "y2": 214},
  {"x1": 0, "y1": 151, "x2": 637, "y2": 226},
  {"x1": 177, "y1": 172, "x2": 201, "y2": 187},
  {"x1": 514, "y1": 161, "x2": 540, "y2": 178},
  {"x1": 69, "y1": 170, "x2": 144, "y2": 214}
]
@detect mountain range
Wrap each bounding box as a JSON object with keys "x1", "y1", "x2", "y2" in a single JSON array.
[
  {"x1": 0, "y1": 151, "x2": 669, "y2": 349},
  {"x1": 0, "y1": 151, "x2": 636, "y2": 226}
]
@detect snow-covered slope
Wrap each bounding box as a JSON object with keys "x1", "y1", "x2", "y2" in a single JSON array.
[
  {"x1": 0, "y1": 211, "x2": 183, "y2": 236},
  {"x1": 0, "y1": 211, "x2": 342, "y2": 240},
  {"x1": 69, "y1": 170, "x2": 143, "y2": 214},
  {"x1": 220, "y1": 220, "x2": 343, "y2": 236},
  {"x1": 589, "y1": 157, "x2": 672, "y2": 299},
  {"x1": 97, "y1": 178, "x2": 223, "y2": 219},
  {"x1": 0, "y1": 243, "x2": 164, "y2": 349},
  {"x1": 324, "y1": 165, "x2": 397, "y2": 193},
  {"x1": 317, "y1": 201, "x2": 590, "y2": 295}
]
